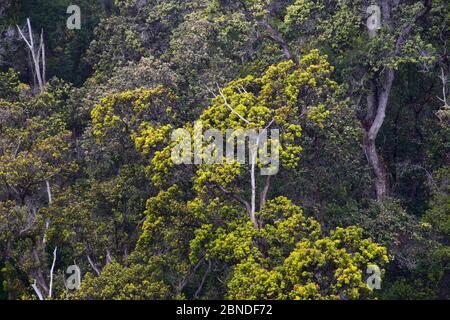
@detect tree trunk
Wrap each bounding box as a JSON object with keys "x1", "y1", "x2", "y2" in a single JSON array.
[
  {"x1": 363, "y1": 132, "x2": 389, "y2": 199},
  {"x1": 363, "y1": 69, "x2": 394, "y2": 200},
  {"x1": 361, "y1": 1, "x2": 432, "y2": 200}
]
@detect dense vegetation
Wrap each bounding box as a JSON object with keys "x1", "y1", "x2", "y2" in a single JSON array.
[{"x1": 0, "y1": 0, "x2": 448, "y2": 300}]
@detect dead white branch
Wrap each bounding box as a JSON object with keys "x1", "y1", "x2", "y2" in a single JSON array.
[
  {"x1": 31, "y1": 280, "x2": 44, "y2": 301},
  {"x1": 48, "y1": 247, "x2": 57, "y2": 299},
  {"x1": 45, "y1": 180, "x2": 52, "y2": 205},
  {"x1": 16, "y1": 18, "x2": 46, "y2": 93},
  {"x1": 87, "y1": 255, "x2": 101, "y2": 276},
  {"x1": 216, "y1": 86, "x2": 250, "y2": 125},
  {"x1": 437, "y1": 67, "x2": 449, "y2": 108}
]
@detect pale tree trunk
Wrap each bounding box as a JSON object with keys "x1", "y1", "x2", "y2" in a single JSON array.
[
  {"x1": 43, "y1": 180, "x2": 51, "y2": 245},
  {"x1": 31, "y1": 248, "x2": 49, "y2": 298},
  {"x1": 31, "y1": 247, "x2": 57, "y2": 300},
  {"x1": 362, "y1": 0, "x2": 432, "y2": 200},
  {"x1": 215, "y1": 88, "x2": 275, "y2": 228},
  {"x1": 31, "y1": 280, "x2": 44, "y2": 300},
  {"x1": 48, "y1": 247, "x2": 57, "y2": 299},
  {"x1": 363, "y1": 69, "x2": 394, "y2": 200},
  {"x1": 45, "y1": 180, "x2": 52, "y2": 205},
  {"x1": 250, "y1": 134, "x2": 260, "y2": 229},
  {"x1": 363, "y1": 134, "x2": 390, "y2": 199},
  {"x1": 17, "y1": 18, "x2": 46, "y2": 94}
]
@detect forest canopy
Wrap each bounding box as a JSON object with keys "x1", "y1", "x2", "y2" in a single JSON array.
[{"x1": 0, "y1": 0, "x2": 448, "y2": 300}]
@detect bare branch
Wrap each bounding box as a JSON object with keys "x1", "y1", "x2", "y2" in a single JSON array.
[
  {"x1": 256, "y1": 19, "x2": 297, "y2": 63},
  {"x1": 45, "y1": 180, "x2": 52, "y2": 205},
  {"x1": 32, "y1": 280, "x2": 44, "y2": 300},
  {"x1": 216, "y1": 184, "x2": 252, "y2": 216},
  {"x1": 437, "y1": 67, "x2": 449, "y2": 107},
  {"x1": 194, "y1": 260, "x2": 212, "y2": 299},
  {"x1": 48, "y1": 247, "x2": 57, "y2": 299},
  {"x1": 27, "y1": 18, "x2": 34, "y2": 48},
  {"x1": 40, "y1": 29, "x2": 46, "y2": 84},
  {"x1": 259, "y1": 175, "x2": 272, "y2": 210},
  {"x1": 16, "y1": 18, "x2": 46, "y2": 93},
  {"x1": 16, "y1": 19, "x2": 32, "y2": 49},
  {"x1": 87, "y1": 255, "x2": 101, "y2": 276},
  {"x1": 216, "y1": 86, "x2": 251, "y2": 125}
]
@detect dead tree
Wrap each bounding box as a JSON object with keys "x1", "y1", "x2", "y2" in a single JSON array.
[{"x1": 16, "y1": 18, "x2": 46, "y2": 94}]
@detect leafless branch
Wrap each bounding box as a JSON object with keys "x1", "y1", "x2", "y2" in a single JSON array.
[
  {"x1": 16, "y1": 18, "x2": 46, "y2": 93},
  {"x1": 48, "y1": 247, "x2": 57, "y2": 299},
  {"x1": 87, "y1": 255, "x2": 101, "y2": 276},
  {"x1": 31, "y1": 280, "x2": 44, "y2": 300},
  {"x1": 194, "y1": 260, "x2": 212, "y2": 299},
  {"x1": 437, "y1": 67, "x2": 449, "y2": 107}
]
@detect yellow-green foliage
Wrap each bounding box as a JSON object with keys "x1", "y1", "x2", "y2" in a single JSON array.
[
  {"x1": 128, "y1": 52, "x2": 387, "y2": 300},
  {"x1": 72, "y1": 261, "x2": 172, "y2": 300},
  {"x1": 136, "y1": 50, "x2": 338, "y2": 192},
  {"x1": 0, "y1": 94, "x2": 76, "y2": 195},
  {"x1": 216, "y1": 198, "x2": 390, "y2": 300},
  {"x1": 91, "y1": 87, "x2": 176, "y2": 141}
]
